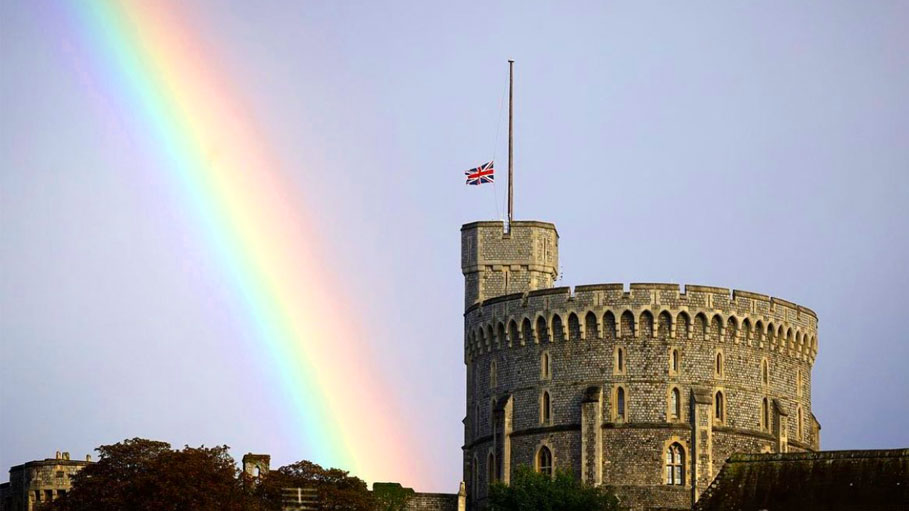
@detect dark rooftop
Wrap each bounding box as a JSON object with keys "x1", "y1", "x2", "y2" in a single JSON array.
[{"x1": 693, "y1": 449, "x2": 909, "y2": 511}]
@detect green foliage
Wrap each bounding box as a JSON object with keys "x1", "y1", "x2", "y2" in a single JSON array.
[
  {"x1": 372, "y1": 482, "x2": 416, "y2": 511},
  {"x1": 487, "y1": 465, "x2": 620, "y2": 511}
]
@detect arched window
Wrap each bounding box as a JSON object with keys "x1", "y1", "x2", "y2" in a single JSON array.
[
  {"x1": 536, "y1": 446, "x2": 553, "y2": 476},
  {"x1": 761, "y1": 398, "x2": 769, "y2": 431},
  {"x1": 540, "y1": 351, "x2": 551, "y2": 380},
  {"x1": 489, "y1": 360, "x2": 497, "y2": 388},
  {"x1": 670, "y1": 387, "x2": 681, "y2": 420},
  {"x1": 670, "y1": 349, "x2": 680, "y2": 374},
  {"x1": 487, "y1": 452, "x2": 496, "y2": 486},
  {"x1": 665, "y1": 443, "x2": 685, "y2": 485},
  {"x1": 715, "y1": 351, "x2": 724, "y2": 378},
  {"x1": 715, "y1": 391, "x2": 725, "y2": 423},
  {"x1": 616, "y1": 386, "x2": 626, "y2": 421},
  {"x1": 541, "y1": 391, "x2": 551, "y2": 424}
]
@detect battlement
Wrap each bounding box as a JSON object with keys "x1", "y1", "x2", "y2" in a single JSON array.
[
  {"x1": 464, "y1": 282, "x2": 818, "y2": 364},
  {"x1": 468, "y1": 282, "x2": 817, "y2": 320}
]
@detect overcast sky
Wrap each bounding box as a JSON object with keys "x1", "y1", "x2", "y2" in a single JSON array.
[{"x1": 2, "y1": 1, "x2": 908, "y2": 491}]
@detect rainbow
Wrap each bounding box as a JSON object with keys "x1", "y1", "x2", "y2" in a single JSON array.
[{"x1": 61, "y1": 1, "x2": 422, "y2": 485}]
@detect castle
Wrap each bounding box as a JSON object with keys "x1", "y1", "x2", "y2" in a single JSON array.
[
  {"x1": 461, "y1": 220, "x2": 820, "y2": 510},
  {"x1": 0, "y1": 452, "x2": 92, "y2": 511}
]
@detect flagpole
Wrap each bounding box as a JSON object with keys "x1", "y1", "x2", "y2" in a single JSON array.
[{"x1": 507, "y1": 59, "x2": 514, "y2": 231}]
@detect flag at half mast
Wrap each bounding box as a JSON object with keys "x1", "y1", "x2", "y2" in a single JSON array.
[{"x1": 465, "y1": 161, "x2": 494, "y2": 185}]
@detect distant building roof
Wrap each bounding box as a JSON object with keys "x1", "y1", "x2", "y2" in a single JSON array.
[{"x1": 693, "y1": 449, "x2": 909, "y2": 511}]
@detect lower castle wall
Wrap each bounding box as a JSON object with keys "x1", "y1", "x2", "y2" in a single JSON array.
[{"x1": 403, "y1": 493, "x2": 459, "y2": 511}]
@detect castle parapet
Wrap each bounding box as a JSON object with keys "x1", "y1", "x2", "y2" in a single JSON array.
[{"x1": 466, "y1": 283, "x2": 818, "y2": 364}]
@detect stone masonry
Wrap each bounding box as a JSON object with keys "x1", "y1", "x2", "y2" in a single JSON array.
[
  {"x1": 461, "y1": 220, "x2": 820, "y2": 511},
  {"x1": 0, "y1": 452, "x2": 92, "y2": 511}
]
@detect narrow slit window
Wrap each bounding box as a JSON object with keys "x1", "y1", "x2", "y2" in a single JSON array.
[
  {"x1": 617, "y1": 387, "x2": 626, "y2": 421},
  {"x1": 762, "y1": 398, "x2": 769, "y2": 431},
  {"x1": 715, "y1": 391, "x2": 724, "y2": 422}
]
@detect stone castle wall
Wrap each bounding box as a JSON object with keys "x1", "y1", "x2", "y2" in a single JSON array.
[
  {"x1": 0, "y1": 453, "x2": 91, "y2": 511},
  {"x1": 402, "y1": 493, "x2": 460, "y2": 511},
  {"x1": 461, "y1": 221, "x2": 820, "y2": 511}
]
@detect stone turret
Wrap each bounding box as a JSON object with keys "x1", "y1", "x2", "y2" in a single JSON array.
[{"x1": 461, "y1": 221, "x2": 558, "y2": 309}]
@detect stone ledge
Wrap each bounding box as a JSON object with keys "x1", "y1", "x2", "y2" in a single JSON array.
[{"x1": 729, "y1": 448, "x2": 909, "y2": 463}]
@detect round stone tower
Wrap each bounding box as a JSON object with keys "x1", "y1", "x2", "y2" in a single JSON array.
[{"x1": 461, "y1": 220, "x2": 819, "y2": 511}]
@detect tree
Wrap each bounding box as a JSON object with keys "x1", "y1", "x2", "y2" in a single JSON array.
[
  {"x1": 255, "y1": 459, "x2": 375, "y2": 511},
  {"x1": 48, "y1": 438, "x2": 260, "y2": 511},
  {"x1": 47, "y1": 438, "x2": 375, "y2": 511},
  {"x1": 487, "y1": 465, "x2": 620, "y2": 511},
  {"x1": 372, "y1": 482, "x2": 416, "y2": 511}
]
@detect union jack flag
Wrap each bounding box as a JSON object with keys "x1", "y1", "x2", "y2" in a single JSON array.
[{"x1": 465, "y1": 161, "x2": 495, "y2": 185}]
